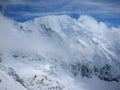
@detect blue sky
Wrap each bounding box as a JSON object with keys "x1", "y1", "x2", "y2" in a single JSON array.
[{"x1": 0, "y1": 0, "x2": 120, "y2": 27}]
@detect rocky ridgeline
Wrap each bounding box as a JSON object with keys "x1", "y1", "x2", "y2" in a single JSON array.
[{"x1": 62, "y1": 62, "x2": 120, "y2": 82}]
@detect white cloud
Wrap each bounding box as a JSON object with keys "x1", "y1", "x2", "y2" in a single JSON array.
[{"x1": 78, "y1": 15, "x2": 109, "y2": 33}]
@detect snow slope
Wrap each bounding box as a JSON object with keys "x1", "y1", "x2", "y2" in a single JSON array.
[
  {"x1": 0, "y1": 65, "x2": 27, "y2": 90},
  {"x1": 0, "y1": 14, "x2": 120, "y2": 90}
]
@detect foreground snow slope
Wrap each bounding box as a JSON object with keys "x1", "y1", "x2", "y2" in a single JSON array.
[
  {"x1": 0, "y1": 14, "x2": 120, "y2": 90},
  {"x1": 0, "y1": 66, "x2": 27, "y2": 90}
]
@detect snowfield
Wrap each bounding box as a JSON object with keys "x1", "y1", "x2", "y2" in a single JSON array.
[{"x1": 0, "y1": 14, "x2": 120, "y2": 90}]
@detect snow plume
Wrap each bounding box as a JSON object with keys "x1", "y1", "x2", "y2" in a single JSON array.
[
  {"x1": 78, "y1": 15, "x2": 120, "y2": 47},
  {"x1": 78, "y1": 15, "x2": 109, "y2": 32}
]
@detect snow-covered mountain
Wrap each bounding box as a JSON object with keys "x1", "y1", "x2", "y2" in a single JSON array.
[{"x1": 0, "y1": 14, "x2": 120, "y2": 90}]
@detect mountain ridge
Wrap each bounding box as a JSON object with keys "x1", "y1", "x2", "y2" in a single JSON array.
[{"x1": 0, "y1": 14, "x2": 120, "y2": 90}]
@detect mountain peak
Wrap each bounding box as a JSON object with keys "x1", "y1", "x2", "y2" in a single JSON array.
[{"x1": 0, "y1": 14, "x2": 120, "y2": 90}]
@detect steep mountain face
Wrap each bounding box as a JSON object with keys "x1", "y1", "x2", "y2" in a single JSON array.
[{"x1": 0, "y1": 14, "x2": 120, "y2": 90}]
